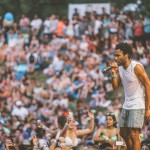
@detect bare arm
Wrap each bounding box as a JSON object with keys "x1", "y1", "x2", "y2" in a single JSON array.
[
  {"x1": 111, "y1": 73, "x2": 121, "y2": 90},
  {"x1": 134, "y1": 64, "x2": 150, "y2": 120},
  {"x1": 93, "y1": 128, "x2": 106, "y2": 142},
  {"x1": 32, "y1": 136, "x2": 40, "y2": 150},
  {"x1": 37, "y1": 122, "x2": 58, "y2": 135},
  {"x1": 43, "y1": 126, "x2": 58, "y2": 135},
  {"x1": 76, "y1": 110, "x2": 94, "y2": 136}
]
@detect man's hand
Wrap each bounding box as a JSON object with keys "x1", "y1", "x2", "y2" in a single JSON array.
[
  {"x1": 109, "y1": 62, "x2": 118, "y2": 74},
  {"x1": 145, "y1": 110, "x2": 150, "y2": 121}
]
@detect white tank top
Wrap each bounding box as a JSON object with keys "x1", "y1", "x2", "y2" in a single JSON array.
[{"x1": 119, "y1": 60, "x2": 145, "y2": 109}]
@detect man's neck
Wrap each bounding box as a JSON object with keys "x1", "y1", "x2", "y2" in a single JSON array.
[{"x1": 123, "y1": 59, "x2": 132, "y2": 69}]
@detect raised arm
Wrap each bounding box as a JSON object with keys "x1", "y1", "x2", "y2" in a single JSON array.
[
  {"x1": 59, "y1": 124, "x2": 68, "y2": 137},
  {"x1": 37, "y1": 121, "x2": 58, "y2": 135},
  {"x1": 76, "y1": 110, "x2": 94, "y2": 136},
  {"x1": 32, "y1": 136, "x2": 40, "y2": 150},
  {"x1": 134, "y1": 64, "x2": 150, "y2": 120}
]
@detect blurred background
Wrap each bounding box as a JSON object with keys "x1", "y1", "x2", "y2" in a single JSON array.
[
  {"x1": 0, "y1": 0, "x2": 149, "y2": 20},
  {"x1": 0, "y1": 0, "x2": 150, "y2": 150}
]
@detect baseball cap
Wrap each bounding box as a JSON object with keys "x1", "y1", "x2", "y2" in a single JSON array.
[{"x1": 16, "y1": 101, "x2": 23, "y2": 106}]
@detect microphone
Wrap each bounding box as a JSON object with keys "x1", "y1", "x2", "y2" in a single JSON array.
[{"x1": 102, "y1": 66, "x2": 114, "y2": 73}]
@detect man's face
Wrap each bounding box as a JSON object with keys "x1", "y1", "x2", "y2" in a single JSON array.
[
  {"x1": 114, "y1": 49, "x2": 126, "y2": 66},
  {"x1": 17, "y1": 105, "x2": 22, "y2": 109}
]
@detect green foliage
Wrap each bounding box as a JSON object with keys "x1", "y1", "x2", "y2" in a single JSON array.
[
  {"x1": 0, "y1": 0, "x2": 149, "y2": 21},
  {"x1": 70, "y1": 0, "x2": 110, "y2": 3}
]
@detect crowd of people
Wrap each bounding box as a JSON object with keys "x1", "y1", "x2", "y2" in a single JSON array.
[{"x1": 0, "y1": 4, "x2": 150, "y2": 150}]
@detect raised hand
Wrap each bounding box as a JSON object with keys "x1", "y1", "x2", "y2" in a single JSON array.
[
  {"x1": 5, "y1": 140, "x2": 15, "y2": 150},
  {"x1": 87, "y1": 110, "x2": 94, "y2": 119},
  {"x1": 32, "y1": 136, "x2": 39, "y2": 146}
]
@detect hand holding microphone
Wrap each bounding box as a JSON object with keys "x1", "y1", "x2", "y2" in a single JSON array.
[
  {"x1": 102, "y1": 66, "x2": 115, "y2": 73},
  {"x1": 102, "y1": 63, "x2": 118, "y2": 74}
]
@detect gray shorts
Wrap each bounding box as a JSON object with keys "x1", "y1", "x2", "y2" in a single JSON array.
[{"x1": 119, "y1": 108, "x2": 145, "y2": 128}]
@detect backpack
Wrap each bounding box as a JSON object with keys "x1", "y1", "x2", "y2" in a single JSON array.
[{"x1": 29, "y1": 54, "x2": 35, "y2": 64}]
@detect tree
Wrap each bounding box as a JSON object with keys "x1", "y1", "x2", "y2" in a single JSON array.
[{"x1": 0, "y1": 0, "x2": 149, "y2": 21}]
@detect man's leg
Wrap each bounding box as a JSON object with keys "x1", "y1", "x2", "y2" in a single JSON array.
[
  {"x1": 120, "y1": 127, "x2": 133, "y2": 150},
  {"x1": 129, "y1": 128, "x2": 141, "y2": 150}
]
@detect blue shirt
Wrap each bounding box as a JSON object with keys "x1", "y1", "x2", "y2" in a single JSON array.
[{"x1": 143, "y1": 18, "x2": 150, "y2": 33}]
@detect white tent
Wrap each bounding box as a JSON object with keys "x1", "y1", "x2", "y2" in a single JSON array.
[{"x1": 68, "y1": 3, "x2": 110, "y2": 21}]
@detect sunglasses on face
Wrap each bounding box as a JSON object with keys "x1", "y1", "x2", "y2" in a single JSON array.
[{"x1": 106, "y1": 112, "x2": 115, "y2": 116}]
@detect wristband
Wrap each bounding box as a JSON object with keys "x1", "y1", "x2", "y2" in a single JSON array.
[{"x1": 110, "y1": 73, "x2": 117, "y2": 78}]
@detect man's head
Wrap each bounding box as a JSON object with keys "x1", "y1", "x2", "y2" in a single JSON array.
[
  {"x1": 114, "y1": 42, "x2": 132, "y2": 66},
  {"x1": 16, "y1": 101, "x2": 23, "y2": 108}
]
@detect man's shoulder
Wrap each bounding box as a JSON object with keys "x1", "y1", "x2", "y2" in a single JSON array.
[{"x1": 132, "y1": 60, "x2": 142, "y2": 65}]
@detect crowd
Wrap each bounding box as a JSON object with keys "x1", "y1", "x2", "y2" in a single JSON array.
[{"x1": 0, "y1": 4, "x2": 150, "y2": 150}]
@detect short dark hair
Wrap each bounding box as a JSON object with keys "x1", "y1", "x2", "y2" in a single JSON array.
[{"x1": 115, "y1": 42, "x2": 133, "y2": 58}]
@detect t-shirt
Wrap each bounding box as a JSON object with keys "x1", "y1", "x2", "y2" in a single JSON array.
[{"x1": 143, "y1": 18, "x2": 150, "y2": 33}]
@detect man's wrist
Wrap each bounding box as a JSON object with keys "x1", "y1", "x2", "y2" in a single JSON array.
[{"x1": 110, "y1": 73, "x2": 117, "y2": 78}]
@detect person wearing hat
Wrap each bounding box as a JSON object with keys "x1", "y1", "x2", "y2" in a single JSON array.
[{"x1": 11, "y1": 101, "x2": 29, "y2": 120}]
